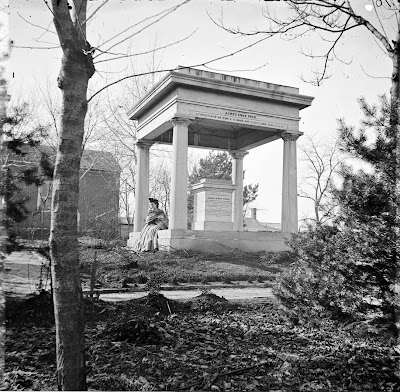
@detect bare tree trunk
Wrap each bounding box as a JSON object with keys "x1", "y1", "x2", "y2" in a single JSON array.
[
  {"x1": 390, "y1": 29, "x2": 400, "y2": 127},
  {"x1": 50, "y1": 1, "x2": 94, "y2": 390},
  {"x1": 50, "y1": 77, "x2": 88, "y2": 390},
  {"x1": 314, "y1": 205, "x2": 320, "y2": 225}
]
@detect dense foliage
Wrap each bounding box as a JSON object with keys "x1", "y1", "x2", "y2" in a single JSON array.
[
  {"x1": 190, "y1": 151, "x2": 232, "y2": 181},
  {"x1": 1, "y1": 104, "x2": 52, "y2": 252},
  {"x1": 274, "y1": 96, "x2": 399, "y2": 339}
]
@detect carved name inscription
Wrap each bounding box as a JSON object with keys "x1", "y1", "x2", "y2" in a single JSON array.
[
  {"x1": 204, "y1": 192, "x2": 232, "y2": 222},
  {"x1": 194, "y1": 110, "x2": 287, "y2": 130}
]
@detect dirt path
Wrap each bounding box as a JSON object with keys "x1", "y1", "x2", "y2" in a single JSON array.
[
  {"x1": 4, "y1": 251, "x2": 275, "y2": 303},
  {"x1": 99, "y1": 287, "x2": 274, "y2": 302}
]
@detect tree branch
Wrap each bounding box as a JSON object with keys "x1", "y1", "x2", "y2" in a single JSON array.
[
  {"x1": 203, "y1": 62, "x2": 268, "y2": 73},
  {"x1": 17, "y1": 12, "x2": 58, "y2": 37},
  {"x1": 83, "y1": 0, "x2": 111, "y2": 27},
  {"x1": 88, "y1": 35, "x2": 270, "y2": 103},
  {"x1": 93, "y1": 0, "x2": 190, "y2": 59},
  {"x1": 94, "y1": 29, "x2": 198, "y2": 64},
  {"x1": 12, "y1": 45, "x2": 59, "y2": 50},
  {"x1": 210, "y1": 0, "x2": 396, "y2": 86},
  {"x1": 345, "y1": 0, "x2": 394, "y2": 54}
]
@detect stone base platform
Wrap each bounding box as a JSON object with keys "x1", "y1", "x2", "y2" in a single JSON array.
[{"x1": 127, "y1": 229, "x2": 290, "y2": 254}]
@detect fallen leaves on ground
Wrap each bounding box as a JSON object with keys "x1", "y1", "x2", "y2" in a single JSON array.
[{"x1": 4, "y1": 292, "x2": 399, "y2": 391}]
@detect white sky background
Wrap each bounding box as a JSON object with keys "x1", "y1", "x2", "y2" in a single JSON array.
[{"x1": 7, "y1": 0, "x2": 392, "y2": 223}]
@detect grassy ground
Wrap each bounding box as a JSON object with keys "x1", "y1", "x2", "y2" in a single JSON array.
[{"x1": 78, "y1": 245, "x2": 295, "y2": 289}]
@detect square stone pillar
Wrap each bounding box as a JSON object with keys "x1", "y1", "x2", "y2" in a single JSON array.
[
  {"x1": 133, "y1": 141, "x2": 152, "y2": 232},
  {"x1": 230, "y1": 150, "x2": 248, "y2": 231},
  {"x1": 169, "y1": 118, "x2": 191, "y2": 230},
  {"x1": 281, "y1": 133, "x2": 301, "y2": 233}
]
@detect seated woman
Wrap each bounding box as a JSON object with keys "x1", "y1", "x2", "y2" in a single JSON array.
[{"x1": 134, "y1": 198, "x2": 168, "y2": 252}]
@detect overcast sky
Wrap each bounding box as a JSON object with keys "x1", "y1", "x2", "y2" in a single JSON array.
[{"x1": 7, "y1": 0, "x2": 392, "y2": 223}]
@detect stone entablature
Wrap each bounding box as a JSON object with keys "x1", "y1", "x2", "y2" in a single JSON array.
[
  {"x1": 128, "y1": 67, "x2": 313, "y2": 151},
  {"x1": 128, "y1": 67, "x2": 307, "y2": 121}
]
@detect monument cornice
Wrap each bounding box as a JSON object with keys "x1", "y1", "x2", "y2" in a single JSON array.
[
  {"x1": 128, "y1": 67, "x2": 314, "y2": 121},
  {"x1": 190, "y1": 181, "x2": 236, "y2": 193},
  {"x1": 169, "y1": 72, "x2": 313, "y2": 108}
]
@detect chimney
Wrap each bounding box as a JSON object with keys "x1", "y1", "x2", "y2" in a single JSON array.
[{"x1": 251, "y1": 208, "x2": 257, "y2": 220}]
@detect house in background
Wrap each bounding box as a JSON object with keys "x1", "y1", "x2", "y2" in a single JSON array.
[
  {"x1": 8, "y1": 145, "x2": 121, "y2": 240},
  {"x1": 243, "y1": 208, "x2": 281, "y2": 232}
]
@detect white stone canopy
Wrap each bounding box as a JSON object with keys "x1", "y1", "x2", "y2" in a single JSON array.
[{"x1": 127, "y1": 67, "x2": 313, "y2": 253}]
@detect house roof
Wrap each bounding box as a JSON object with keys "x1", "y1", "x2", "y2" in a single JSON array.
[
  {"x1": 80, "y1": 149, "x2": 121, "y2": 172},
  {"x1": 243, "y1": 217, "x2": 282, "y2": 232},
  {"x1": 243, "y1": 217, "x2": 268, "y2": 232},
  {"x1": 6, "y1": 144, "x2": 121, "y2": 173},
  {"x1": 260, "y1": 222, "x2": 281, "y2": 232}
]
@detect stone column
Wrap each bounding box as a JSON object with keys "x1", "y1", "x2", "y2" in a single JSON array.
[
  {"x1": 169, "y1": 118, "x2": 191, "y2": 230},
  {"x1": 133, "y1": 141, "x2": 152, "y2": 232},
  {"x1": 230, "y1": 150, "x2": 248, "y2": 231},
  {"x1": 281, "y1": 133, "x2": 300, "y2": 233}
]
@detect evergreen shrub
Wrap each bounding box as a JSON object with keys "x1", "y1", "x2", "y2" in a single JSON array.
[
  {"x1": 273, "y1": 96, "x2": 398, "y2": 338},
  {"x1": 273, "y1": 219, "x2": 397, "y2": 327}
]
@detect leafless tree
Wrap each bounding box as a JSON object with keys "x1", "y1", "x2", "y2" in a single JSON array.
[
  {"x1": 298, "y1": 135, "x2": 341, "y2": 225},
  {"x1": 32, "y1": 80, "x2": 61, "y2": 148},
  {"x1": 48, "y1": 2, "x2": 95, "y2": 389},
  {"x1": 149, "y1": 159, "x2": 172, "y2": 214},
  {"x1": 45, "y1": 2, "x2": 196, "y2": 388},
  {"x1": 34, "y1": 79, "x2": 112, "y2": 151},
  {"x1": 119, "y1": 167, "x2": 135, "y2": 227},
  {"x1": 212, "y1": 1, "x2": 400, "y2": 125}
]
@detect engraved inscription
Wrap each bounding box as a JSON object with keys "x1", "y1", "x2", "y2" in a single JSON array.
[
  {"x1": 194, "y1": 110, "x2": 287, "y2": 130},
  {"x1": 204, "y1": 192, "x2": 232, "y2": 222}
]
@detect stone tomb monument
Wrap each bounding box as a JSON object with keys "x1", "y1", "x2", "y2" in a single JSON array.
[
  {"x1": 191, "y1": 179, "x2": 235, "y2": 231},
  {"x1": 127, "y1": 67, "x2": 313, "y2": 253}
]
